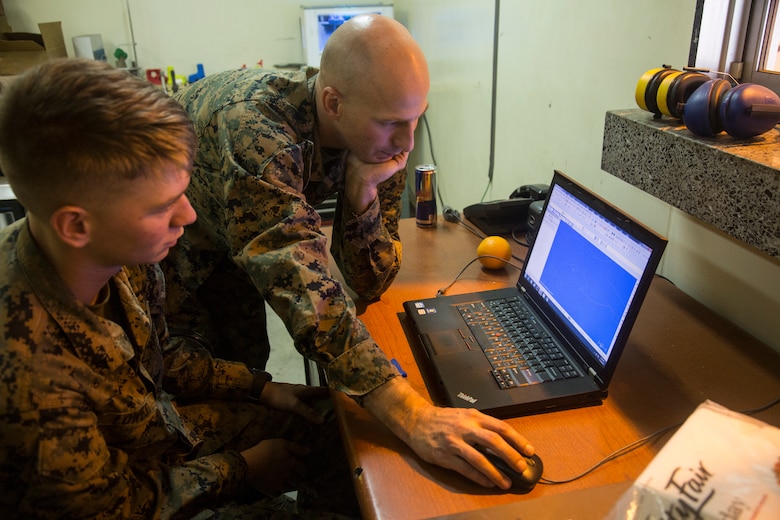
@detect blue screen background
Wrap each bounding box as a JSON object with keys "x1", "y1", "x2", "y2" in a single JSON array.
[{"x1": 540, "y1": 222, "x2": 636, "y2": 356}]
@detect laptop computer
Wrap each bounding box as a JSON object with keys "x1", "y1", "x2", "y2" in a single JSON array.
[{"x1": 402, "y1": 170, "x2": 667, "y2": 418}]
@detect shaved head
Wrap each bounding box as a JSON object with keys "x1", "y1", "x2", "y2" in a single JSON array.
[
  {"x1": 314, "y1": 14, "x2": 429, "y2": 156},
  {"x1": 318, "y1": 14, "x2": 428, "y2": 102}
]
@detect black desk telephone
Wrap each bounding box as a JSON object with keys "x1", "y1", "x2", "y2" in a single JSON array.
[{"x1": 463, "y1": 183, "x2": 549, "y2": 235}]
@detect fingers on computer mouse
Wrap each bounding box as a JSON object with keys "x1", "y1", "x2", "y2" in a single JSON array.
[{"x1": 482, "y1": 450, "x2": 544, "y2": 493}]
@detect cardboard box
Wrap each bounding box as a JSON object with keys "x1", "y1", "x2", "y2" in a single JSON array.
[{"x1": 0, "y1": 22, "x2": 67, "y2": 75}]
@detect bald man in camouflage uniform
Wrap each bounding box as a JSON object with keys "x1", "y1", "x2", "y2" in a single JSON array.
[
  {"x1": 0, "y1": 59, "x2": 357, "y2": 518},
  {"x1": 164, "y1": 14, "x2": 538, "y2": 493},
  {"x1": 162, "y1": 60, "x2": 404, "y2": 389}
]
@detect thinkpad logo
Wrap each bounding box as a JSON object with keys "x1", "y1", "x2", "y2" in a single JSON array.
[{"x1": 457, "y1": 391, "x2": 477, "y2": 404}]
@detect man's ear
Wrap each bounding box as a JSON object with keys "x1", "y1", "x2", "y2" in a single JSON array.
[
  {"x1": 50, "y1": 206, "x2": 91, "y2": 248},
  {"x1": 321, "y1": 86, "x2": 343, "y2": 120}
]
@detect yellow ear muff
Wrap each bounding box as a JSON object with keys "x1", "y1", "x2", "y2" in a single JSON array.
[
  {"x1": 656, "y1": 70, "x2": 683, "y2": 117},
  {"x1": 635, "y1": 67, "x2": 666, "y2": 111},
  {"x1": 635, "y1": 67, "x2": 677, "y2": 115}
]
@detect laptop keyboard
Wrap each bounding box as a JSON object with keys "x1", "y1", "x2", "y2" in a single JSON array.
[{"x1": 457, "y1": 296, "x2": 580, "y2": 389}]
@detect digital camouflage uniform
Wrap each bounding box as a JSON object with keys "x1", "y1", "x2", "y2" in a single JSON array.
[
  {"x1": 161, "y1": 67, "x2": 404, "y2": 398},
  {"x1": 0, "y1": 221, "x2": 357, "y2": 519}
]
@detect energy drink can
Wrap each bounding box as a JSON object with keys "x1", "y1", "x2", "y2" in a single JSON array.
[{"x1": 415, "y1": 164, "x2": 437, "y2": 227}]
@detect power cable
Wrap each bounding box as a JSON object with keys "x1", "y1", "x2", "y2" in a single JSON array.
[
  {"x1": 436, "y1": 255, "x2": 523, "y2": 297},
  {"x1": 539, "y1": 396, "x2": 780, "y2": 485}
]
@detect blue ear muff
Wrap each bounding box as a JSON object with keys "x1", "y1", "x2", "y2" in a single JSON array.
[
  {"x1": 682, "y1": 79, "x2": 731, "y2": 137},
  {"x1": 718, "y1": 83, "x2": 780, "y2": 138}
]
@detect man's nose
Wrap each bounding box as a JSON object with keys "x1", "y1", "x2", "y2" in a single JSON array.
[
  {"x1": 393, "y1": 122, "x2": 416, "y2": 152},
  {"x1": 174, "y1": 195, "x2": 197, "y2": 227}
]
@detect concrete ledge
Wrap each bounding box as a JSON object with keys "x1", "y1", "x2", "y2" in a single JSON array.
[{"x1": 601, "y1": 109, "x2": 779, "y2": 258}]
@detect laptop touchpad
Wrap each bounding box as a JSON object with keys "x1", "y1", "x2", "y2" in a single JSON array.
[{"x1": 424, "y1": 330, "x2": 471, "y2": 355}]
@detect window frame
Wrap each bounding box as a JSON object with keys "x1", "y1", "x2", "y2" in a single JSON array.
[
  {"x1": 741, "y1": 0, "x2": 780, "y2": 93},
  {"x1": 693, "y1": 0, "x2": 780, "y2": 95}
]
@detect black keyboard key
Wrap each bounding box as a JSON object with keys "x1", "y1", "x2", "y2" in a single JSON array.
[{"x1": 459, "y1": 299, "x2": 581, "y2": 388}]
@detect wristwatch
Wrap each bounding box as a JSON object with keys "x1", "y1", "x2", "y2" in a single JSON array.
[{"x1": 248, "y1": 368, "x2": 273, "y2": 401}]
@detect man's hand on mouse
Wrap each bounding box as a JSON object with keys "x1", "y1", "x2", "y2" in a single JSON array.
[
  {"x1": 470, "y1": 444, "x2": 535, "y2": 490},
  {"x1": 366, "y1": 377, "x2": 535, "y2": 490},
  {"x1": 343, "y1": 151, "x2": 408, "y2": 215},
  {"x1": 410, "y1": 403, "x2": 535, "y2": 490}
]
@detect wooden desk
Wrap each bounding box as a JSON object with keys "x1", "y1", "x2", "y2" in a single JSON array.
[{"x1": 329, "y1": 218, "x2": 780, "y2": 519}]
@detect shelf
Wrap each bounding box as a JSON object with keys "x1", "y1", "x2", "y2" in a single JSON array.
[{"x1": 601, "y1": 109, "x2": 780, "y2": 258}]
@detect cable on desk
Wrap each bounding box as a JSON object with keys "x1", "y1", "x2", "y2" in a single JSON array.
[
  {"x1": 436, "y1": 256, "x2": 523, "y2": 297},
  {"x1": 653, "y1": 273, "x2": 678, "y2": 286},
  {"x1": 539, "y1": 423, "x2": 675, "y2": 485},
  {"x1": 442, "y1": 206, "x2": 486, "y2": 240},
  {"x1": 539, "y1": 396, "x2": 780, "y2": 486},
  {"x1": 739, "y1": 396, "x2": 780, "y2": 415},
  {"x1": 510, "y1": 226, "x2": 530, "y2": 248},
  {"x1": 442, "y1": 207, "x2": 527, "y2": 268}
]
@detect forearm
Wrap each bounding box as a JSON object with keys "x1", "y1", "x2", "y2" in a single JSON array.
[
  {"x1": 331, "y1": 170, "x2": 405, "y2": 300},
  {"x1": 361, "y1": 372, "x2": 537, "y2": 491},
  {"x1": 331, "y1": 196, "x2": 402, "y2": 300},
  {"x1": 361, "y1": 375, "x2": 430, "y2": 446}
]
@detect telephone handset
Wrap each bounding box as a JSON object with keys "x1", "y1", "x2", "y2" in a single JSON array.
[
  {"x1": 463, "y1": 183, "x2": 549, "y2": 235},
  {"x1": 509, "y1": 184, "x2": 549, "y2": 201}
]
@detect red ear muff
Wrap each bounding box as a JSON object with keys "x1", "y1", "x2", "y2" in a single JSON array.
[
  {"x1": 682, "y1": 79, "x2": 731, "y2": 136},
  {"x1": 718, "y1": 83, "x2": 780, "y2": 138},
  {"x1": 662, "y1": 71, "x2": 709, "y2": 118}
]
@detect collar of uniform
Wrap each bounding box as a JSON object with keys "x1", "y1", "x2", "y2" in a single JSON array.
[{"x1": 15, "y1": 222, "x2": 138, "y2": 371}]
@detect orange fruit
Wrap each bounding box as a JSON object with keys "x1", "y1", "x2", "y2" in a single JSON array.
[{"x1": 477, "y1": 236, "x2": 512, "y2": 269}]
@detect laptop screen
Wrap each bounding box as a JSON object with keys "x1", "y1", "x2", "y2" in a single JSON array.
[{"x1": 522, "y1": 180, "x2": 654, "y2": 367}]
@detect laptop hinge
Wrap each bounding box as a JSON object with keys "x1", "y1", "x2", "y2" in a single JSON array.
[{"x1": 588, "y1": 366, "x2": 607, "y2": 387}]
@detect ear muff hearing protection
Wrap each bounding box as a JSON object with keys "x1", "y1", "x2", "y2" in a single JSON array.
[
  {"x1": 682, "y1": 79, "x2": 780, "y2": 138},
  {"x1": 637, "y1": 66, "x2": 780, "y2": 138},
  {"x1": 636, "y1": 67, "x2": 710, "y2": 119},
  {"x1": 635, "y1": 67, "x2": 677, "y2": 115},
  {"x1": 682, "y1": 78, "x2": 732, "y2": 137},
  {"x1": 658, "y1": 71, "x2": 709, "y2": 118},
  {"x1": 653, "y1": 70, "x2": 683, "y2": 117},
  {"x1": 718, "y1": 83, "x2": 780, "y2": 138}
]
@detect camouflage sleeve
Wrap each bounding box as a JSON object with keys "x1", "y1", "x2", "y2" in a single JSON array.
[
  {"x1": 162, "y1": 334, "x2": 256, "y2": 400},
  {"x1": 1, "y1": 280, "x2": 249, "y2": 516},
  {"x1": 13, "y1": 405, "x2": 248, "y2": 518},
  {"x1": 129, "y1": 265, "x2": 256, "y2": 401},
  {"x1": 330, "y1": 167, "x2": 405, "y2": 301},
  {"x1": 204, "y1": 102, "x2": 398, "y2": 396}
]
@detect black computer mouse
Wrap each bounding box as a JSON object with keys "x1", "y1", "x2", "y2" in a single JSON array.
[{"x1": 481, "y1": 450, "x2": 544, "y2": 493}]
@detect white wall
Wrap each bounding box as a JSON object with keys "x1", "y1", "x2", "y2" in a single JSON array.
[
  {"x1": 2, "y1": 0, "x2": 361, "y2": 75},
  {"x1": 5, "y1": 0, "x2": 779, "y2": 353},
  {"x1": 402, "y1": 0, "x2": 780, "y2": 354},
  {"x1": 396, "y1": 0, "x2": 494, "y2": 211},
  {"x1": 406, "y1": 0, "x2": 693, "y2": 221}
]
